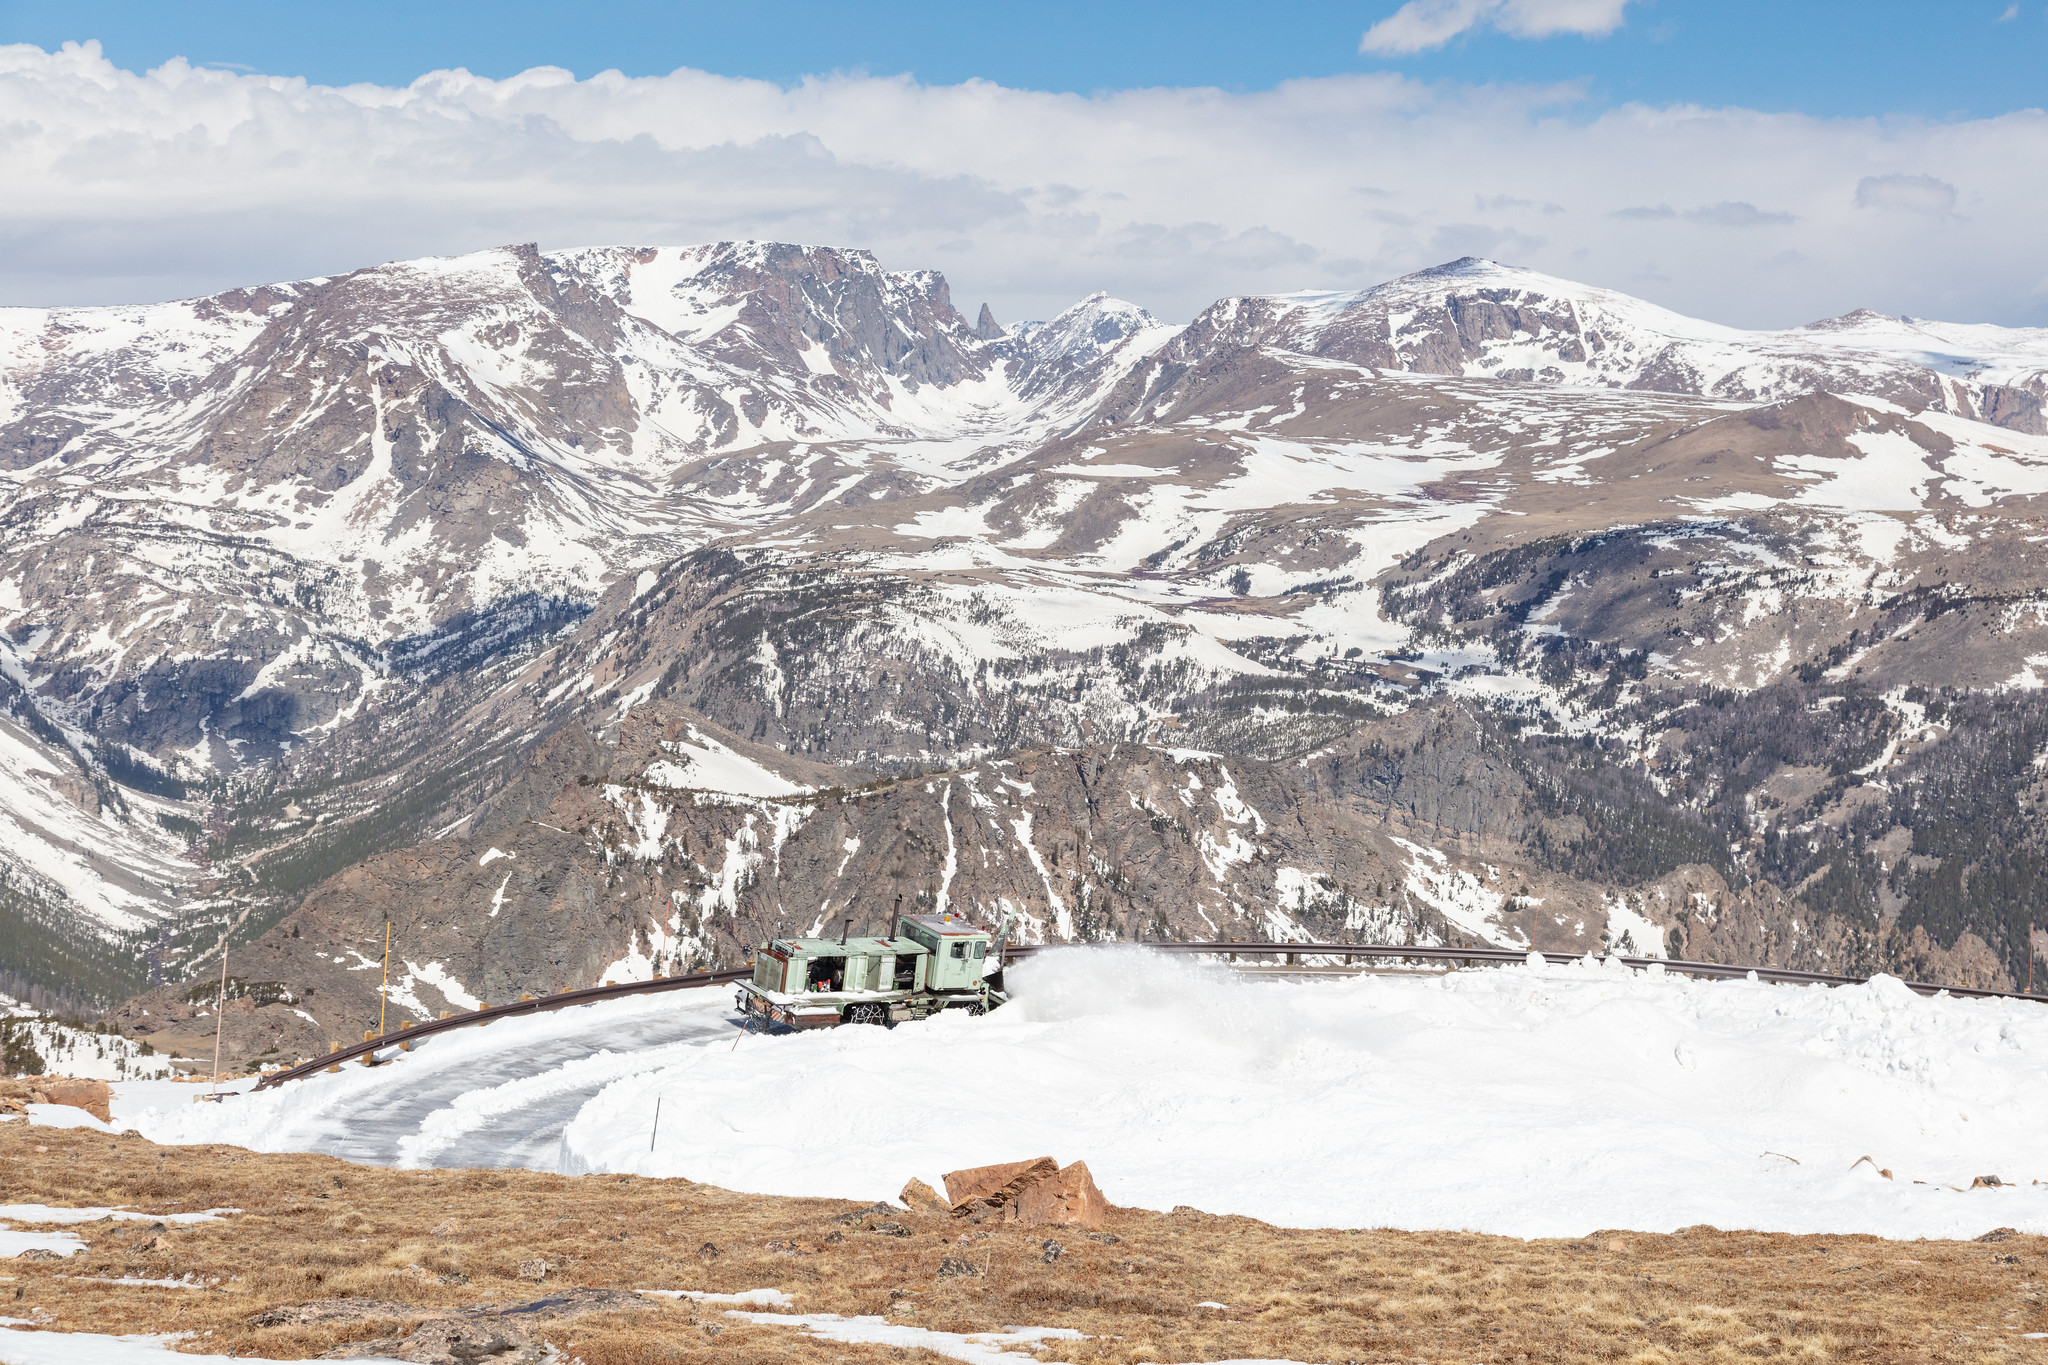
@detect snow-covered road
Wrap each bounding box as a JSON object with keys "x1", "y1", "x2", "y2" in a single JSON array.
[
  {"x1": 126, "y1": 951, "x2": 2048, "y2": 1240},
  {"x1": 127, "y1": 989, "x2": 741, "y2": 1170}
]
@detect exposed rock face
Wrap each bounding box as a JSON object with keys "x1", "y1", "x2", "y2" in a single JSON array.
[
  {"x1": 1, "y1": 1076, "x2": 111, "y2": 1123},
  {"x1": 942, "y1": 1156, "x2": 1108, "y2": 1229},
  {"x1": 944, "y1": 1157, "x2": 1060, "y2": 1210},
  {"x1": 1011, "y1": 1162, "x2": 1109, "y2": 1230},
  {"x1": 2, "y1": 244, "x2": 2047, "y2": 1035}
]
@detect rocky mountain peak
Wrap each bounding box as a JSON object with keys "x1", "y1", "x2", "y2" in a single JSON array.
[{"x1": 1801, "y1": 307, "x2": 1902, "y2": 332}]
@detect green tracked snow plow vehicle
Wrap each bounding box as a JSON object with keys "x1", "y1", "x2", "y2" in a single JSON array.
[{"x1": 735, "y1": 912, "x2": 1007, "y2": 1029}]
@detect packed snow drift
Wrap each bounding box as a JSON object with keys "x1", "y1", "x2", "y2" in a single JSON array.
[{"x1": 129, "y1": 952, "x2": 2048, "y2": 1241}]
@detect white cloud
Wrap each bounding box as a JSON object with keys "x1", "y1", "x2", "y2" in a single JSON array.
[
  {"x1": 1684, "y1": 201, "x2": 1795, "y2": 227},
  {"x1": 1361, "y1": 0, "x2": 1636, "y2": 55},
  {"x1": 1854, "y1": 174, "x2": 1959, "y2": 215},
  {"x1": 0, "y1": 40, "x2": 2043, "y2": 330}
]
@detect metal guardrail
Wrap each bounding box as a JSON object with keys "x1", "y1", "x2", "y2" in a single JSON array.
[
  {"x1": 251, "y1": 966, "x2": 753, "y2": 1090},
  {"x1": 251, "y1": 940, "x2": 2046, "y2": 1090},
  {"x1": 1001, "y1": 940, "x2": 2048, "y2": 1004}
]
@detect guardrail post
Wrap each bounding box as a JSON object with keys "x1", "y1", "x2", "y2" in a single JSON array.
[
  {"x1": 399, "y1": 1021, "x2": 411, "y2": 1052},
  {"x1": 326, "y1": 1041, "x2": 341, "y2": 1074}
]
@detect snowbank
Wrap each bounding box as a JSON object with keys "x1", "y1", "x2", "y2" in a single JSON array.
[
  {"x1": 561, "y1": 951, "x2": 2048, "y2": 1240},
  {"x1": 133, "y1": 952, "x2": 2048, "y2": 1240},
  {"x1": 0, "y1": 1328, "x2": 404, "y2": 1364}
]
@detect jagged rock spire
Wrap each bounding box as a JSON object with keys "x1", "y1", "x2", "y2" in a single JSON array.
[{"x1": 975, "y1": 302, "x2": 1004, "y2": 340}]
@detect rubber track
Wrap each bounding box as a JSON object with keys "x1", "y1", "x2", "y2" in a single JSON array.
[{"x1": 252, "y1": 941, "x2": 2046, "y2": 1090}]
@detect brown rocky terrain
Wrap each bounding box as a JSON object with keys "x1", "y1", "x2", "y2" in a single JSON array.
[
  {"x1": 4, "y1": 1121, "x2": 2045, "y2": 1364},
  {"x1": 108, "y1": 693, "x2": 2005, "y2": 1068}
]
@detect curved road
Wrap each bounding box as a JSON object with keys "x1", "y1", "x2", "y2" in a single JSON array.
[{"x1": 301, "y1": 992, "x2": 740, "y2": 1171}]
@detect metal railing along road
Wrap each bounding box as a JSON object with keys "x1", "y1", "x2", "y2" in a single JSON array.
[{"x1": 250, "y1": 940, "x2": 2046, "y2": 1090}]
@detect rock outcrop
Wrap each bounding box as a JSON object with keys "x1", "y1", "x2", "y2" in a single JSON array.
[{"x1": 943, "y1": 1156, "x2": 1108, "y2": 1229}]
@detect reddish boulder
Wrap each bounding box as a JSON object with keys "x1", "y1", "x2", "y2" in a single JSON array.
[
  {"x1": 1010, "y1": 1161, "x2": 1108, "y2": 1229},
  {"x1": 899, "y1": 1178, "x2": 946, "y2": 1212},
  {"x1": 30, "y1": 1077, "x2": 111, "y2": 1124},
  {"x1": 943, "y1": 1157, "x2": 1058, "y2": 1212},
  {"x1": 940, "y1": 1156, "x2": 1109, "y2": 1229}
]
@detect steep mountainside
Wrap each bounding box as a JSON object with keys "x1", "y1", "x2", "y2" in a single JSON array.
[{"x1": 4, "y1": 244, "x2": 2048, "y2": 1058}]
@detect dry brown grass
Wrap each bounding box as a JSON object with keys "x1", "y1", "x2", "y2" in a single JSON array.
[{"x1": 2, "y1": 1121, "x2": 2045, "y2": 1363}]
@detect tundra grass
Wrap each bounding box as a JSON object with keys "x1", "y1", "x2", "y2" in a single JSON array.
[{"x1": 1, "y1": 1122, "x2": 2043, "y2": 1363}]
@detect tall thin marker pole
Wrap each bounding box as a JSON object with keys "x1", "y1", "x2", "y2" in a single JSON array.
[
  {"x1": 649, "y1": 1095, "x2": 662, "y2": 1152},
  {"x1": 210, "y1": 948, "x2": 228, "y2": 1096},
  {"x1": 379, "y1": 921, "x2": 391, "y2": 1039}
]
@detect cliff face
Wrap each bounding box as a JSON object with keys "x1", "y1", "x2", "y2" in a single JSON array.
[{"x1": 106, "y1": 691, "x2": 2009, "y2": 1068}]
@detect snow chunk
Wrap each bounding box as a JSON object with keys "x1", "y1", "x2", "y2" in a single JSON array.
[{"x1": 643, "y1": 727, "x2": 813, "y2": 799}]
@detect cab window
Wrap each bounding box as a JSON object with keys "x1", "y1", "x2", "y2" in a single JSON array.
[
  {"x1": 972, "y1": 942, "x2": 985, "y2": 959},
  {"x1": 950, "y1": 942, "x2": 967, "y2": 959}
]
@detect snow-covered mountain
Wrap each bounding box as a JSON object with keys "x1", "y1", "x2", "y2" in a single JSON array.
[
  {"x1": 1102, "y1": 257, "x2": 2046, "y2": 430},
  {"x1": 8, "y1": 245, "x2": 2048, "y2": 1047}
]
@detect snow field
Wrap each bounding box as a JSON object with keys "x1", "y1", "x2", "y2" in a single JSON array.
[
  {"x1": 122, "y1": 951, "x2": 2048, "y2": 1242},
  {"x1": 561, "y1": 950, "x2": 2048, "y2": 1240}
]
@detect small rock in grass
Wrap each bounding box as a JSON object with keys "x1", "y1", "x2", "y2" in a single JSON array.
[
  {"x1": 833, "y1": 1200, "x2": 896, "y2": 1226},
  {"x1": 1976, "y1": 1228, "x2": 2019, "y2": 1243},
  {"x1": 899, "y1": 1178, "x2": 945, "y2": 1211},
  {"x1": 14, "y1": 1249, "x2": 62, "y2": 1262},
  {"x1": 868, "y1": 1221, "x2": 910, "y2": 1237},
  {"x1": 936, "y1": 1256, "x2": 984, "y2": 1279},
  {"x1": 697, "y1": 1242, "x2": 719, "y2": 1257},
  {"x1": 1041, "y1": 1239, "x2": 1064, "y2": 1264},
  {"x1": 247, "y1": 1299, "x2": 418, "y2": 1328},
  {"x1": 430, "y1": 1219, "x2": 455, "y2": 1237},
  {"x1": 517, "y1": 1258, "x2": 549, "y2": 1280},
  {"x1": 823, "y1": 1231, "x2": 844, "y2": 1244}
]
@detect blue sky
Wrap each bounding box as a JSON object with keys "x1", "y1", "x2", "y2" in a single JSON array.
[
  {"x1": 0, "y1": 1, "x2": 2043, "y2": 326},
  {"x1": 3, "y1": 0, "x2": 2042, "y2": 118}
]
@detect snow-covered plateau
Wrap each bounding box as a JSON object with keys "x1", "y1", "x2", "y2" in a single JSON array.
[{"x1": 124, "y1": 953, "x2": 2048, "y2": 1241}]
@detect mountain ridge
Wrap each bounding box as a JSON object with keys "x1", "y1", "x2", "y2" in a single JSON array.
[{"x1": 4, "y1": 243, "x2": 2048, "y2": 1057}]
